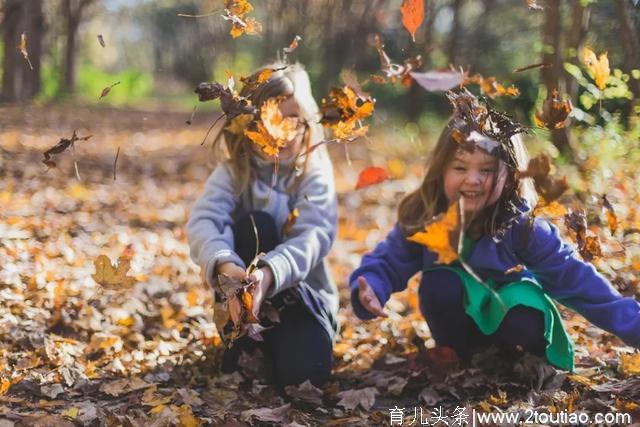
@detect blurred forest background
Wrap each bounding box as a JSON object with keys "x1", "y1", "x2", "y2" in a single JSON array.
[{"x1": 2, "y1": 0, "x2": 639, "y2": 148}]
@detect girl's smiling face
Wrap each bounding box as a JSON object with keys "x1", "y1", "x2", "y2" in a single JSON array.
[{"x1": 443, "y1": 149, "x2": 507, "y2": 214}]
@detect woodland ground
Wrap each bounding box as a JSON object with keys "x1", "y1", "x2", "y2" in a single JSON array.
[{"x1": 0, "y1": 105, "x2": 639, "y2": 426}]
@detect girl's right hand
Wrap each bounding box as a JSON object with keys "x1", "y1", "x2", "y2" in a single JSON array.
[
  {"x1": 357, "y1": 276, "x2": 388, "y2": 318},
  {"x1": 216, "y1": 262, "x2": 247, "y2": 280}
]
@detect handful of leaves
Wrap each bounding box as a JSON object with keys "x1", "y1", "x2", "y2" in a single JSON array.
[{"x1": 213, "y1": 260, "x2": 280, "y2": 347}]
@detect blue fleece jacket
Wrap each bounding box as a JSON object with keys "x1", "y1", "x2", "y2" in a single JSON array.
[{"x1": 349, "y1": 212, "x2": 640, "y2": 348}]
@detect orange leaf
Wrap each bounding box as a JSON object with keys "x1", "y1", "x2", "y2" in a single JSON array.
[
  {"x1": 356, "y1": 166, "x2": 391, "y2": 190},
  {"x1": 602, "y1": 195, "x2": 618, "y2": 235},
  {"x1": 401, "y1": 0, "x2": 425, "y2": 42},
  {"x1": 534, "y1": 89, "x2": 572, "y2": 130},
  {"x1": 408, "y1": 201, "x2": 461, "y2": 264}
]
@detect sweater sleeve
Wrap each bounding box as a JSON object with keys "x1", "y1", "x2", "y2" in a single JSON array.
[
  {"x1": 517, "y1": 217, "x2": 640, "y2": 348},
  {"x1": 187, "y1": 164, "x2": 245, "y2": 288},
  {"x1": 349, "y1": 224, "x2": 425, "y2": 320},
  {"x1": 260, "y1": 157, "x2": 337, "y2": 297}
]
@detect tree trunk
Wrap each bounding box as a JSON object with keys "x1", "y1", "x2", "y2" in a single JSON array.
[
  {"x1": 447, "y1": 0, "x2": 464, "y2": 66},
  {"x1": 62, "y1": 0, "x2": 92, "y2": 93},
  {"x1": 541, "y1": 0, "x2": 574, "y2": 160},
  {"x1": 1, "y1": 0, "x2": 43, "y2": 102},
  {"x1": 565, "y1": 0, "x2": 590, "y2": 103},
  {"x1": 1, "y1": 0, "x2": 21, "y2": 102},
  {"x1": 614, "y1": 0, "x2": 640, "y2": 101}
]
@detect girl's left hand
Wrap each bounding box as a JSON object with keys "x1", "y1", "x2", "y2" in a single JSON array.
[{"x1": 247, "y1": 266, "x2": 274, "y2": 318}]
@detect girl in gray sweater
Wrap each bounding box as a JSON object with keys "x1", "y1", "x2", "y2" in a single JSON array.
[{"x1": 187, "y1": 63, "x2": 338, "y2": 387}]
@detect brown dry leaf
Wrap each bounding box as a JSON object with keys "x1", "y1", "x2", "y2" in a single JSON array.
[
  {"x1": 92, "y1": 254, "x2": 136, "y2": 289},
  {"x1": 241, "y1": 404, "x2": 291, "y2": 423},
  {"x1": 408, "y1": 200, "x2": 461, "y2": 264},
  {"x1": 372, "y1": 35, "x2": 423, "y2": 86},
  {"x1": 99, "y1": 81, "x2": 121, "y2": 99},
  {"x1": 97, "y1": 34, "x2": 106, "y2": 47},
  {"x1": 534, "y1": 89, "x2": 572, "y2": 130},
  {"x1": 336, "y1": 387, "x2": 378, "y2": 411},
  {"x1": 100, "y1": 377, "x2": 149, "y2": 397},
  {"x1": 319, "y1": 86, "x2": 374, "y2": 142},
  {"x1": 564, "y1": 209, "x2": 603, "y2": 262},
  {"x1": 401, "y1": 0, "x2": 425, "y2": 42},
  {"x1": 224, "y1": 113, "x2": 254, "y2": 135},
  {"x1": 582, "y1": 47, "x2": 610, "y2": 90},
  {"x1": 465, "y1": 74, "x2": 520, "y2": 98},
  {"x1": 517, "y1": 154, "x2": 568, "y2": 203},
  {"x1": 42, "y1": 131, "x2": 93, "y2": 169},
  {"x1": 17, "y1": 32, "x2": 34, "y2": 70}
]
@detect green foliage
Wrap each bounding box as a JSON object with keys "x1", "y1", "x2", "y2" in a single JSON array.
[
  {"x1": 38, "y1": 62, "x2": 63, "y2": 100},
  {"x1": 76, "y1": 63, "x2": 153, "y2": 105}
]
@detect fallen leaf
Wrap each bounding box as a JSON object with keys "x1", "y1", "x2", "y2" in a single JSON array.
[
  {"x1": 241, "y1": 404, "x2": 291, "y2": 423},
  {"x1": 336, "y1": 387, "x2": 378, "y2": 411},
  {"x1": 401, "y1": 0, "x2": 425, "y2": 42},
  {"x1": 285, "y1": 380, "x2": 323, "y2": 406},
  {"x1": 92, "y1": 254, "x2": 136, "y2": 289}
]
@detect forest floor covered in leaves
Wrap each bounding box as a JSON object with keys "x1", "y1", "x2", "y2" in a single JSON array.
[{"x1": 1, "y1": 105, "x2": 640, "y2": 426}]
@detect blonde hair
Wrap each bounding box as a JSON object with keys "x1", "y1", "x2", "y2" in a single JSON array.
[
  {"x1": 213, "y1": 62, "x2": 324, "y2": 194},
  {"x1": 398, "y1": 116, "x2": 537, "y2": 239}
]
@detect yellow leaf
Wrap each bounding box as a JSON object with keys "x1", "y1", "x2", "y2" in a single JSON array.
[
  {"x1": 0, "y1": 377, "x2": 10, "y2": 396},
  {"x1": 177, "y1": 404, "x2": 202, "y2": 427},
  {"x1": 92, "y1": 255, "x2": 136, "y2": 289},
  {"x1": 582, "y1": 47, "x2": 610, "y2": 90},
  {"x1": 407, "y1": 201, "x2": 461, "y2": 264},
  {"x1": 62, "y1": 407, "x2": 79, "y2": 419},
  {"x1": 150, "y1": 404, "x2": 166, "y2": 414},
  {"x1": 620, "y1": 353, "x2": 640, "y2": 375}
]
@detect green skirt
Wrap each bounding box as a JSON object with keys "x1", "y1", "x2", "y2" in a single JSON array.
[{"x1": 425, "y1": 265, "x2": 575, "y2": 371}]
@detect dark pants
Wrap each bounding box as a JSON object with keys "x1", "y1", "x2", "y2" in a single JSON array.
[
  {"x1": 419, "y1": 269, "x2": 548, "y2": 360},
  {"x1": 221, "y1": 211, "x2": 333, "y2": 387}
]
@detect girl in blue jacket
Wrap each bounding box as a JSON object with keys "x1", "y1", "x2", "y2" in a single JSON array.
[
  {"x1": 188, "y1": 63, "x2": 338, "y2": 386},
  {"x1": 350, "y1": 90, "x2": 640, "y2": 371}
]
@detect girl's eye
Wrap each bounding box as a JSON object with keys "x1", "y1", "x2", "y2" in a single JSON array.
[
  {"x1": 481, "y1": 169, "x2": 495, "y2": 174},
  {"x1": 454, "y1": 166, "x2": 466, "y2": 171}
]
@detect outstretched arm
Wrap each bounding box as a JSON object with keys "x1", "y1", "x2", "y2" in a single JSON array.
[{"x1": 517, "y1": 218, "x2": 640, "y2": 348}]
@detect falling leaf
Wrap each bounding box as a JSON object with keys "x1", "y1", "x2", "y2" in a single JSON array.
[
  {"x1": 524, "y1": 0, "x2": 544, "y2": 10},
  {"x1": 373, "y1": 35, "x2": 423, "y2": 86},
  {"x1": 42, "y1": 131, "x2": 93, "y2": 169},
  {"x1": 355, "y1": 166, "x2": 391, "y2": 190},
  {"x1": 408, "y1": 200, "x2": 462, "y2": 264},
  {"x1": 223, "y1": 0, "x2": 262, "y2": 38},
  {"x1": 92, "y1": 254, "x2": 136, "y2": 289},
  {"x1": 514, "y1": 62, "x2": 551, "y2": 72},
  {"x1": 245, "y1": 98, "x2": 298, "y2": 157},
  {"x1": 319, "y1": 86, "x2": 374, "y2": 142},
  {"x1": 582, "y1": 47, "x2": 610, "y2": 90},
  {"x1": 17, "y1": 32, "x2": 33, "y2": 70},
  {"x1": 336, "y1": 387, "x2": 378, "y2": 411},
  {"x1": 401, "y1": 0, "x2": 425, "y2": 42},
  {"x1": 99, "y1": 81, "x2": 121, "y2": 99},
  {"x1": 283, "y1": 35, "x2": 302, "y2": 54},
  {"x1": 517, "y1": 154, "x2": 568, "y2": 203},
  {"x1": 533, "y1": 199, "x2": 568, "y2": 217},
  {"x1": 97, "y1": 34, "x2": 106, "y2": 48},
  {"x1": 195, "y1": 82, "x2": 257, "y2": 121},
  {"x1": 410, "y1": 69, "x2": 465, "y2": 92},
  {"x1": 564, "y1": 209, "x2": 603, "y2": 262},
  {"x1": 602, "y1": 195, "x2": 618, "y2": 235},
  {"x1": 465, "y1": 74, "x2": 520, "y2": 98},
  {"x1": 534, "y1": 89, "x2": 572, "y2": 130}
]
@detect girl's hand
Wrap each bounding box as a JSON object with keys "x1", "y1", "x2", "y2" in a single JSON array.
[
  {"x1": 357, "y1": 276, "x2": 388, "y2": 318},
  {"x1": 247, "y1": 266, "x2": 274, "y2": 318},
  {"x1": 216, "y1": 262, "x2": 246, "y2": 280}
]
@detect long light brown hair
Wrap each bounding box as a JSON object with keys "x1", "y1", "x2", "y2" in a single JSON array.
[
  {"x1": 398, "y1": 116, "x2": 537, "y2": 239},
  {"x1": 213, "y1": 62, "x2": 324, "y2": 194}
]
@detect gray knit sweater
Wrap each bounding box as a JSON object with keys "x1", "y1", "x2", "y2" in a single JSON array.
[{"x1": 187, "y1": 147, "x2": 339, "y2": 317}]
